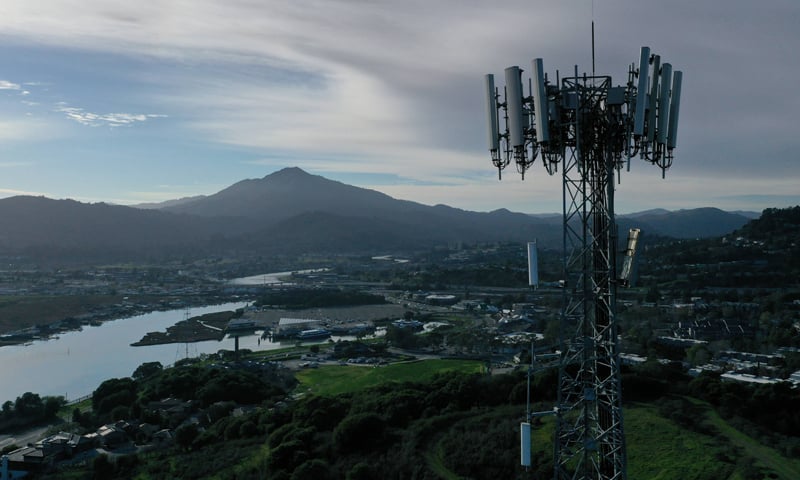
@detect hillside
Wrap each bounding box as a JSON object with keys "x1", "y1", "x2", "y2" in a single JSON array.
[
  {"x1": 0, "y1": 168, "x2": 764, "y2": 263},
  {"x1": 619, "y1": 207, "x2": 752, "y2": 239},
  {"x1": 0, "y1": 196, "x2": 248, "y2": 261}
]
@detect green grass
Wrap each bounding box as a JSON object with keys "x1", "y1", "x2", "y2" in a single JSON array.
[
  {"x1": 626, "y1": 404, "x2": 733, "y2": 479},
  {"x1": 295, "y1": 359, "x2": 484, "y2": 396},
  {"x1": 696, "y1": 399, "x2": 800, "y2": 480},
  {"x1": 426, "y1": 444, "x2": 463, "y2": 480},
  {"x1": 512, "y1": 401, "x2": 800, "y2": 480}
]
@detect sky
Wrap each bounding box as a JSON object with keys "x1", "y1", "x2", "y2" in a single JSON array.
[{"x1": 0, "y1": 0, "x2": 798, "y2": 214}]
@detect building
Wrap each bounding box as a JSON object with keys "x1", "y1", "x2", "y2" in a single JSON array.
[{"x1": 276, "y1": 318, "x2": 321, "y2": 337}]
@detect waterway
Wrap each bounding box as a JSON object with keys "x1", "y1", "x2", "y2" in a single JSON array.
[
  {"x1": 0, "y1": 302, "x2": 306, "y2": 404},
  {"x1": 1, "y1": 269, "x2": 349, "y2": 405}
]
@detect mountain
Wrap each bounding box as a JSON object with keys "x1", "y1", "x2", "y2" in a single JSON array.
[
  {"x1": 0, "y1": 196, "x2": 247, "y2": 262},
  {"x1": 134, "y1": 195, "x2": 207, "y2": 210},
  {"x1": 618, "y1": 208, "x2": 752, "y2": 239},
  {"x1": 0, "y1": 168, "x2": 762, "y2": 263},
  {"x1": 160, "y1": 167, "x2": 561, "y2": 251},
  {"x1": 163, "y1": 167, "x2": 436, "y2": 223}
]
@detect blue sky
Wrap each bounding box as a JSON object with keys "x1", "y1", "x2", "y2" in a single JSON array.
[{"x1": 0, "y1": 0, "x2": 798, "y2": 214}]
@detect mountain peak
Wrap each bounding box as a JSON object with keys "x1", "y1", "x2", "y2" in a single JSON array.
[{"x1": 264, "y1": 166, "x2": 311, "y2": 180}]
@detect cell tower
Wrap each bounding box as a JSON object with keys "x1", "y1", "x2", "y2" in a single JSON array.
[{"x1": 484, "y1": 46, "x2": 682, "y2": 479}]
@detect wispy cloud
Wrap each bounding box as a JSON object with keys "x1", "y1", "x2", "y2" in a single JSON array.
[
  {"x1": 55, "y1": 103, "x2": 166, "y2": 127},
  {"x1": 0, "y1": 1, "x2": 798, "y2": 212},
  {"x1": 0, "y1": 118, "x2": 58, "y2": 142},
  {"x1": 0, "y1": 187, "x2": 46, "y2": 197},
  {"x1": 0, "y1": 80, "x2": 22, "y2": 90}
]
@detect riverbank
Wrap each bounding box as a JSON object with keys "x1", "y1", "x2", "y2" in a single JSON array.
[{"x1": 0, "y1": 293, "x2": 251, "y2": 348}]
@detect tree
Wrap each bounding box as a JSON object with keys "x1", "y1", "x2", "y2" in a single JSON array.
[
  {"x1": 43, "y1": 396, "x2": 64, "y2": 420},
  {"x1": 93, "y1": 378, "x2": 136, "y2": 414},
  {"x1": 132, "y1": 361, "x2": 163, "y2": 380},
  {"x1": 333, "y1": 413, "x2": 386, "y2": 453},
  {"x1": 1, "y1": 400, "x2": 12, "y2": 417},
  {"x1": 15, "y1": 392, "x2": 43, "y2": 418},
  {"x1": 291, "y1": 459, "x2": 331, "y2": 480},
  {"x1": 175, "y1": 423, "x2": 199, "y2": 450}
]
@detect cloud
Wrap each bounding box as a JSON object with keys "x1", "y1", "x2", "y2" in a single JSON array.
[
  {"x1": 0, "y1": 118, "x2": 57, "y2": 142},
  {"x1": 0, "y1": 187, "x2": 46, "y2": 197},
  {"x1": 0, "y1": 1, "x2": 798, "y2": 212},
  {"x1": 55, "y1": 104, "x2": 166, "y2": 127},
  {"x1": 0, "y1": 80, "x2": 21, "y2": 90}
]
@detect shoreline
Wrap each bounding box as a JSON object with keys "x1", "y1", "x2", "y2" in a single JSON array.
[
  {"x1": 0, "y1": 296, "x2": 251, "y2": 349},
  {"x1": 130, "y1": 311, "x2": 235, "y2": 346}
]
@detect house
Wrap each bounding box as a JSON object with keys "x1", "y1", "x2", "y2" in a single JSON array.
[
  {"x1": 97, "y1": 424, "x2": 127, "y2": 447},
  {"x1": 147, "y1": 398, "x2": 192, "y2": 422},
  {"x1": 2, "y1": 446, "x2": 46, "y2": 478}
]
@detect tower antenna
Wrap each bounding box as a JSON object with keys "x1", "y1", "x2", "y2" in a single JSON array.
[
  {"x1": 592, "y1": 21, "x2": 595, "y2": 77},
  {"x1": 592, "y1": 0, "x2": 595, "y2": 77},
  {"x1": 483, "y1": 43, "x2": 683, "y2": 479}
]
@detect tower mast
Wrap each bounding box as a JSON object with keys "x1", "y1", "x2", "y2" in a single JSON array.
[{"x1": 483, "y1": 46, "x2": 683, "y2": 479}]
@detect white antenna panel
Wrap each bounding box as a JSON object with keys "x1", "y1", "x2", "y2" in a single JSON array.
[
  {"x1": 520, "y1": 422, "x2": 532, "y2": 466},
  {"x1": 527, "y1": 241, "x2": 539, "y2": 288},
  {"x1": 646, "y1": 55, "x2": 661, "y2": 143},
  {"x1": 667, "y1": 71, "x2": 682, "y2": 149},
  {"x1": 633, "y1": 46, "x2": 650, "y2": 136},
  {"x1": 504, "y1": 66, "x2": 525, "y2": 148},
  {"x1": 484, "y1": 74, "x2": 500, "y2": 153},
  {"x1": 657, "y1": 63, "x2": 672, "y2": 145},
  {"x1": 531, "y1": 58, "x2": 550, "y2": 144}
]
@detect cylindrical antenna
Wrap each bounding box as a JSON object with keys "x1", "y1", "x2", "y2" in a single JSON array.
[
  {"x1": 646, "y1": 54, "x2": 661, "y2": 144},
  {"x1": 531, "y1": 59, "x2": 550, "y2": 144},
  {"x1": 657, "y1": 63, "x2": 672, "y2": 145},
  {"x1": 633, "y1": 46, "x2": 650, "y2": 136},
  {"x1": 504, "y1": 66, "x2": 525, "y2": 149},
  {"x1": 667, "y1": 71, "x2": 683, "y2": 149},
  {"x1": 484, "y1": 74, "x2": 500, "y2": 154}
]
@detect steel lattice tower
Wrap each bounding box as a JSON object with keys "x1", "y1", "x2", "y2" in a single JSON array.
[{"x1": 484, "y1": 48, "x2": 682, "y2": 480}]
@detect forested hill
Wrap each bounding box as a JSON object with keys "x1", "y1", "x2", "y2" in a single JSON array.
[
  {"x1": 637, "y1": 205, "x2": 800, "y2": 291},
  {"x1": 735, "y1": 206, "x2": 800, "y2": 246}
]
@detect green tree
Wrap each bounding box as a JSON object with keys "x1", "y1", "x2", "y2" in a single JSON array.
[
  {"x1": 132, "y1": 361, "x2": 163, "y2": 380},
  {"x1": 175, "y1": 423, "x2": 199, "y2": 451},
  {"x1": 333, "y1": 413, "x2": 386, "y2": 453}
]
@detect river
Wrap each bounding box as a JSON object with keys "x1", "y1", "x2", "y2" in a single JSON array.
[
  {"x1": 1, "y1": 269, "x2": 353, "y2": 405},
  {"x1": 0, "y1": 302, "x2": 302, "y2": 404}
]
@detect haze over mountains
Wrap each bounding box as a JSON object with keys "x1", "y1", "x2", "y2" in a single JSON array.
[{"x1": 0, "y1": 167, "x2": 757, "y2": 263}]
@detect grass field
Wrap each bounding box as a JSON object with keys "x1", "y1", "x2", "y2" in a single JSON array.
[
  {"x1": 295, "y1": 360, "x2": 799, "y2": 478},
  {"x1": 626, "y1": 404, "x2": 734, "y2": 479},
  {"x1": 295, "y1": 359, "x2": 484, "y2": 396}
]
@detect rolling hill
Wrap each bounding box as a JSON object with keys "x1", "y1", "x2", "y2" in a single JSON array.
[{"x1": 0, "y1": 168, "x2": 759, "y2": 262}]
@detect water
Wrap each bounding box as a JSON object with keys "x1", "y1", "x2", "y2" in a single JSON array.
[
  {"x1": 0, "y1": 302, "x2": 292, "y2": 404},
  {"x1": 1, "y1": 268, "x2": 353, "y2": 405}
]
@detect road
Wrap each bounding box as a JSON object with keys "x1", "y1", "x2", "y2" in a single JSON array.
[{"x1": 0, "y1": 425, "x2": 50, "y2": 450}]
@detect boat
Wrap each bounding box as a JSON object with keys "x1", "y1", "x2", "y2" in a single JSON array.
[{"x1": 296, "y1": 328, "x2": 332, "y2": 340}]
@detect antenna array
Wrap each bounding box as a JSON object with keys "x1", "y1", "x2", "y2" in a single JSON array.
[{"x1": 483, "y1": 47, "x2": 682, "y2": 480}]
